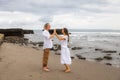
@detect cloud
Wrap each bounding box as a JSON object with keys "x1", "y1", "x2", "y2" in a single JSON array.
[
  {"x1": 0, "y1": 11, "x2": 42, "y2": 29},
  {"x1": 0, "y1": 0, "x2": 120, "y2": 29},
  {"x1": 0, "y1": 0, "x2": 109, "y2": 14}
]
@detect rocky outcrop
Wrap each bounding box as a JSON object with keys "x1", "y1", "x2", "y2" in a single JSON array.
[
  {"x1": 0, "y1": 33, "x2": 4, "y2": 45},
  {"x1": 23, "y1": 30, "x2": 34, "y2": 34},
  {"x1": 0, "y1": 28, "x2": 34, "y2": 45},
  {"x1": 4, "y1": 36, "x2": 28, "y2": 45},
  {"x1": 0, "y1": 28, "x2": 34, "y2": 37}
]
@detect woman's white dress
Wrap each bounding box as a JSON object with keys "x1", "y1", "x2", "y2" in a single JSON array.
[{"x1": 60, "y1": 35, "x2": 71, "y2": 65}]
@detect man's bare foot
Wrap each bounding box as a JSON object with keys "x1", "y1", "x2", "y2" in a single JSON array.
[
  {"x1": 43, "y1": 67, "x2": 50, "y2": 72},
  {"x1": 46, "y1": 67, "x2": 49, "y2": 69}
]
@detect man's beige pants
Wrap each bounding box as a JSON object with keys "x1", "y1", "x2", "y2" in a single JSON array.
[{"x1": 43, "y1": 48, "x2": 50, "y2": 67}]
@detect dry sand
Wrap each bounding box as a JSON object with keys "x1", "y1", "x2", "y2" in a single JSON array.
[{"x1": 0, "y1": 43, "x2": 120, "y2": 80}]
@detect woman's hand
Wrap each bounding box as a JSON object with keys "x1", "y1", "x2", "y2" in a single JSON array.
[{"x1": 54, "y1": 29, "x2": 57, "y2": 35}]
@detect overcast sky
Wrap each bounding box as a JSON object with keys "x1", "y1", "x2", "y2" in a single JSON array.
[{"x1": 0, "y1": 0, "x2": 120, "y2": 29}]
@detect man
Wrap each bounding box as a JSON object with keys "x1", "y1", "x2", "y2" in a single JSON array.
[{"x1": 42, "y1": 23, "x2": 55, "y2": 71}]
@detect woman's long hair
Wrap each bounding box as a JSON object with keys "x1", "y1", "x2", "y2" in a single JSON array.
[{"x1": 63, "y1": 28, "x2": 69, "y2": 42}]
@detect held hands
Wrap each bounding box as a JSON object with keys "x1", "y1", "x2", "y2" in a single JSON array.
[
  {"x1": 51, "y1": 29, "x2": 58, "y2": 38},
  {"x1": 53, "y1": 29, "x2": 57, "y2": 35},
  {"x1": 50, "y1": 29, "x2": 56, "y2": 39}
]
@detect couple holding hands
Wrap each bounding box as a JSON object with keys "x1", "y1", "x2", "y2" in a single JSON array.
[{"x1": 42, "y1": 23, "x2": 72, "y2": 73}]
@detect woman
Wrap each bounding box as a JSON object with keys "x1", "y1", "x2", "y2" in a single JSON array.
[{"x1": 55, "y1": 28, "x2": 72, "y2": 72}]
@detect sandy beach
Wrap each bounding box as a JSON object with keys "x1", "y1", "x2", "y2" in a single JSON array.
[{"x1": 0, "y1": 43, "x2": 120, "y2": 80}]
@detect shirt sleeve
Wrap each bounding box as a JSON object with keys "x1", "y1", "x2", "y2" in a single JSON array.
[{"x1": 43, "y1": 31, "x2": 50, "y2": 39}]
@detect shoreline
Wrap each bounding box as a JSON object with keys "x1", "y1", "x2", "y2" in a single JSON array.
[{"x1": 0, "y1": 43, "x2": 120, "y2": 80}]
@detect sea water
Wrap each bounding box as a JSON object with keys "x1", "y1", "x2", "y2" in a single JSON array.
[{"x1": 24, "y1": 29, "x2": 120, "y2": 68}]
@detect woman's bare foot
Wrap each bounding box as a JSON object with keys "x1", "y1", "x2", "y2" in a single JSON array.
[
  {"x1": 64, "y1": 69, "x2": 71, "y2": 73},
  {"x1": 63, "y1": 69, "x2": 67, "y2": 72}
]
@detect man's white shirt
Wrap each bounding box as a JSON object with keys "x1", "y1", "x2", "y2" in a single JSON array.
[{"x1": 43, "y1": 30, "x2": 53, "y2": 49}]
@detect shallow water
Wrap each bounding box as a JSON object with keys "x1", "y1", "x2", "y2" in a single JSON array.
[{"x1": 24, "y1": 30, "x2": 120, "y2": 68}]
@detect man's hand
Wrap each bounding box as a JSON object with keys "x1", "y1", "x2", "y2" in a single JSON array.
[
  {"x1": 49, "y1": 29, "x2": 56, "y2": 39},
  {"x1": 53, "y1": 29, "x2": 56, "y2": 35}
]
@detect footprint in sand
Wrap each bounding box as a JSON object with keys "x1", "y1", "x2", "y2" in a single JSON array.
[{"x1": 0, "y1": 57, "x2": 2, "y2": 62}]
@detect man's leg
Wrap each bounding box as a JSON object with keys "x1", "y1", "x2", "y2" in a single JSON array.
[{"x1": 43, "y1": 48, "x2": 50, "y2": 71}]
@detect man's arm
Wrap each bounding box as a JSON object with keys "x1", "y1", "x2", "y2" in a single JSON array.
[
  {"x1": 49, "y1": 29, "x2": 56, "y2": 39},
  {"x1": 43, "y1": 29, "x2": 55, "y2": 39}
]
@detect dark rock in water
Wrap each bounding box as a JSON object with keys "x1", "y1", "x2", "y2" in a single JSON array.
[
  {"x1": 51, "y1": 44, "x2": 61, "y2": 51},
  {"x1": 24, "y1": 38, "x2": 29, "y2": 41},
  {"x1": 119, "y1": 53, "x2": 120, "y2": 55},
  {"x1": 50, "y1": 47, "x2": 54, "y2": 50},
  {"x1": 53, "y1": 44, "x2": 61, "y2": 50},
  {"x1": 102, "y1": 50, "x2": 117, "y2": 53},
  {"x1": 107, "y1": 54, "x2": 111, "y2": 56},
  {"x1": 95, "y1": 49, "x2": 117, "y2": 53},
  {"x1": 77, "y1": 47, "x2": 82, "y2": 49},
  {"x1": 105, "y1": 63, "x2": 112, "y2": 66},
  {"x1": 32, "y1": 47, "x2": 39, "y2": 50},
  {"x1": 95, "y1": 57, "x2": 103, "y2": 61},
  {"x1": 57, "y1": 45, "x2": 61, "y2": 50},
  {"x1": 38, "y1": 42, "x2": 43, "y2": 47},
  {"x1": 88, "y1": 47, "x2": 93, "y2": 49},
  {"x1": 53, "y1": 49, "x2": 58, "y2": 51},
  {"x1": 0, "y1": 28, "x2": 34, "y2": 37},
  {"x1": 55, "y1": 52, "x2": 61, "y2": 55},
  {"x1": 71, "y1": 47, "x2": 77, "y2": 50},
  {"x1": 76, "y1": 54, "x2": 86, "y2": 60},
  {"x1": 95, "y1": 48, "x2": 103, "y2": 51},
  {"x1": 71, "y1": 56, "x2": 75, "y2": 59},
  {"x1": 72, "y1": 47, "x2": 82, "y2": 50},
  {"x1": 103, "y1": 56, "x2": 112, "y2": 60},
  {"x1": 30, "y1": 42, "x2": 43, "y2": 47}
]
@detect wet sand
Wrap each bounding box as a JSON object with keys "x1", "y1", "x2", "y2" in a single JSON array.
[{"x1": 0, "y1": 43, "x2": 120, "y2": 80}]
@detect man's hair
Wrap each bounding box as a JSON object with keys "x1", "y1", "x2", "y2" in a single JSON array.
[{"x1": 44, "y1": 23, "x2": 49, "y2": 29}]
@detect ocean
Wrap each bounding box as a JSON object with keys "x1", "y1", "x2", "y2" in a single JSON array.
[{"x1": 24, "y1": 29, "x2": 120, "y2": 68}]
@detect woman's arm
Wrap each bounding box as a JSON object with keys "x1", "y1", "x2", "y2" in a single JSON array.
[{"x1": 55, "y1": 33, "x2": 65, "y2": 40}]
